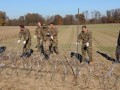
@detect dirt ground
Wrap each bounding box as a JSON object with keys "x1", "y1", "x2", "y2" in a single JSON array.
[{"x1": 0, "y1": 24, "x2": 120, "y2": 90}]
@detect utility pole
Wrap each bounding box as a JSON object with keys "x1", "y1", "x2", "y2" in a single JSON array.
[
  {"x1": 74, "y1": 8, "x2": 80, "y2": 79},
  {"x1": 77, "y1": 8, "x2": 80, "y2": 54}
]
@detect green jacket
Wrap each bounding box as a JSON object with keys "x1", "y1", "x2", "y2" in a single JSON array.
[
  {"x1": 78, "y1": 30, "x2": 92, "y2": 45},
  {"x1": 35, "y1": 26, "x2": 42, "y2": 38},
  {"x1": 50, "y1": 27, "x2": 58, "y2": 39},
  {"x1": 19, "y1": 28, "x2": 31, "y2": 41},
  {"x1": 40, "y1": 27, "x2": 52, "y2": 41}
]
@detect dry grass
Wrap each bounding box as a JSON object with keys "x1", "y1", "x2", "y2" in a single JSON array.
[{"x1": 0, "y1": 24, "x2": 120, "y2": 90}]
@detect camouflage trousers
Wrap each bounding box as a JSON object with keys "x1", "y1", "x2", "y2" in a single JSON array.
[
  {"x1": 43, "y1": 40, "x2": 51, "y2": 56},
  {"x1": 116, "y1": 45, "x2": 120, "y2": 61},
  {"x1": 37, "y1": 37, "x2": 44, "y2": 53},
  {"x1": 23, "y1": 39, "x2": 31, "y2": 53},
  {"x1": 37, "y1": 37, "x2": 41, "y2": 50},
  {"x1": 81, "y1": 44, "x2": 92, "y2": 62},
  {"x1": 50, "y1": 39, "x2": 58, "y2": 54}
]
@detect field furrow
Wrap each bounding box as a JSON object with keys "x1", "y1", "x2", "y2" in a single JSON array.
[{"x1": 0, "y1": 24, "x2": 120, "y2": 90}]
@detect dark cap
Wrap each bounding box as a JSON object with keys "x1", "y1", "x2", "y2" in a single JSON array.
[
  {"x1": 19, "y1": 25, "x2": 24, "y2": 28},
  {"x1": 82, "y1": 25, "x2": 87, "y2": 29}
]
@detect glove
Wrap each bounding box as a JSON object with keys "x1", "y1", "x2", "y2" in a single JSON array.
[
  {"x1": 34, "y1": 35, "x2": 37, "y2": 38},
  {"x1": 86, "y1": 42, "x2": 89, "y2": 47},
  {"x1": 23, "y1": 41, "x2": 26, "y2": 44},
  {"x1": 17, "y1": 40, "x2": 21, "y2": 43},
  {"x1": 76, "y1": 42, "x2": 80, "y2": 44},
  {"x1": 51, "y1": 36, "x2": 53, "y2": 40},
  {"x1": 40, "y1": 39, "x2": 42, "y2": 43}
]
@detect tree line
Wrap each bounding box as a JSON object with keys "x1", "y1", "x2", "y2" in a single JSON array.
[{"x1": 0, "y1": 8, "x2": 120, "y2": 26}]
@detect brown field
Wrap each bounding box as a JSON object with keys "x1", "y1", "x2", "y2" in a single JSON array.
[{"x1": 0, "y1": 24, "x2": 120, "y2": 90}]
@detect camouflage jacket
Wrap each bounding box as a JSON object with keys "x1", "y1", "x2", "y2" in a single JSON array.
[
  {"x1": 50, "y1": 27, "x2": 58, "y2": 39},
  {"x1": 35, "y1": 26, "x2": 42, "y2": 38},
  {"x1": 40, "y1": 27, "x2": 52, "y2": 41},
  {"x1": 78, "y1": 30, "x2": 92, "y2": 45},
  {"x1": 117, "y1": 30, "x2": 120, "y2": 46},
  {"x1": 19, "y1": 28, "x2": 31, "y2": 41}
]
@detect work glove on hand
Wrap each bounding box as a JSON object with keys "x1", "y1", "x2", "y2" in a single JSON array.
[
  {"x1": 40, "y1": 39, "x2": 42, "y2": 43},
  {"x1": 23, "y1": 41, "x2": 26, "y2": 44},
  {"x1": 34, "y1": 35, "x2": 37, "y2": 38},
  {"x1": 17, "y1": 39, "x2": 21, "y2": 43},
  {"x1": 86, "y1": 42, "x2": 89, "y2": 47},
  {"x1": 51, "y1": 36, "x2": 53, "y2": 40},
  {"x1": 76, "y1": 42, "x2": 80, "y2": 44}
]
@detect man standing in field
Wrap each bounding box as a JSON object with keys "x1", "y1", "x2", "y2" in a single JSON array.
[
  {"x1": 17, "y1": 25, "x2": 31, "y2": 55},
  {"x1": 116, "y1": 30, "x2": 120, "y2": 62},
  {"x1": 34, "y1": 21, "x2": 44, "y2": 53},
  {"x1": 49, "y1": 22, "x2": 59, "y2": 54},
  {"x1": 78, "y1": 26, "x2": 92, "y2": 64},
  {"x1": 40, "y1": 24, "x2": 52, "y2": 59}
]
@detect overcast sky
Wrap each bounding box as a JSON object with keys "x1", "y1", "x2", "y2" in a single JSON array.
[{"x1": 0, "y1": 0, "x2": 120, "y2": 19}]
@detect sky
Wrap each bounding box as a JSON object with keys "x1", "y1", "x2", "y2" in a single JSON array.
[{"x1": 0, "y1": 0, "x2": 120, "y2": 19}]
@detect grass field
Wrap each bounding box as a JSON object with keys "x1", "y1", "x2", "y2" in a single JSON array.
[{"x1": 0, "y1": 24, "x2": 120, "y2": 90}]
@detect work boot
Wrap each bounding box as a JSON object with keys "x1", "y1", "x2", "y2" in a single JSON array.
[{"x1": 44, "y1": 54, "x2": 49, "y2": 60}]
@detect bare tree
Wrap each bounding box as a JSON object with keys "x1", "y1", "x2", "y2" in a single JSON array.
[
  {"x1": 75, "y1": 14, "x2": 85, "y2": 24},
  {"x1": 83, "y1": 10, "x2": 89, "y2": 23},
  {"x1": 53, "y1": 15, "x2": 63, "y2": 25},
  {"x1": 63, "y1": 15, "x2": 74, "y2": 25},
  {"x1": 0, "y1": 11, "x2": 7, "y2": 26}
]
